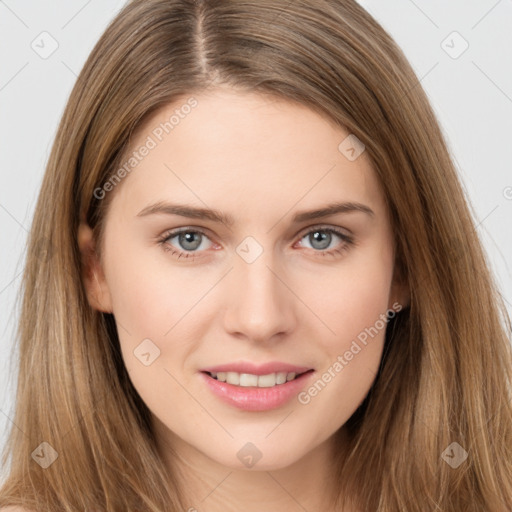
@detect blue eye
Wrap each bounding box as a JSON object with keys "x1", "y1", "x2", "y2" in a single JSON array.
[
  {"x1": 158, "y1": 228, "x2": 212, "y2": 259},
  {"x1": 157, "y1": 226, "x2": 354, "y2": 260},
  {"x1": 298, "y1": 228, "x2": 352, "y2": 253}
]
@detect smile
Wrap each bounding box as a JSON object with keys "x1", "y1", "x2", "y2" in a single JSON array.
[{"x1": 199, "y1": 366, "x2": 315, "y2": 411}]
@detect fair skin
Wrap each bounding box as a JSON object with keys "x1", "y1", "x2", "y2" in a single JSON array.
[{"x1": 78, "y1": 87, "x2": 407, "y2": 512}]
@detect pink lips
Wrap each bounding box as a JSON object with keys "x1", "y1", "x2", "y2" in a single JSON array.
[
  {"x1": 201, "y1": 361, "x2": 312, "y2": 375},
  {"x1": 199, "y1": 361, "x2": 315, "y2": 412}
]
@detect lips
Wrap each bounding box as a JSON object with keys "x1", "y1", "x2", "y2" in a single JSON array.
[
  {"x1": 201, "y1": 361, "x2": 312, "y2": 375},
  {"x1": 199, "y1": 361, "x2": 315, "y2": 411}
]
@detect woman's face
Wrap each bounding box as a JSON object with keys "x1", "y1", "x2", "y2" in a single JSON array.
[{"x1": 81, "y1": 87, "x2": 405, "y2": 471}]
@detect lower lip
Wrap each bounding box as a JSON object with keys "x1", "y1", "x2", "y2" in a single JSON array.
[{"x1": 199, "y1": 371, "x2": 315, "y2": 411}]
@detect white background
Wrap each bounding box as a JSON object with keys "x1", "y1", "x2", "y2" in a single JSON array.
[{"x1": 1, "y1": 0, "x2": 511, "y2": 478}]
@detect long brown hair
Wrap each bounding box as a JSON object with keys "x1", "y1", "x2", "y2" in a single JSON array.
[{"x1": 1, "y1": 0, "x2": 511, "y2": 510}]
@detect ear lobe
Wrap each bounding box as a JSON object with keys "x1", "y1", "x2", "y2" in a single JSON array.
[{"x1": 77, "y1": 222, "x2": 113, "y2": 313}]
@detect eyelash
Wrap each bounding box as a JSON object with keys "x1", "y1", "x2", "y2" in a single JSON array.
[{"x1": 157, "y1": 225, "x2": 354, "y2": 261}]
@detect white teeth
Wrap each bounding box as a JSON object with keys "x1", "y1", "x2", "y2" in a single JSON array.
[
  {"x1": 276, "y1": 372, "x2": 287, "y2": 384},
  {"x1": 239, "y1": 373, "x2": 259, "y2": 386},
  {"x1": 226, "y1": 372, "x2": 240, "y2": 385},
  {"x1": 209, "y1": 371, "x2": 303, "y2": 387},
  {"x1": 257, "y1": 373, "x2": 276, "y2": 387}
]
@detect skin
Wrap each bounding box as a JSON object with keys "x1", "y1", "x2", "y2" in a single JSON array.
[{"x1": 79, "y1": 86, "x2": 408, "y2": 512}]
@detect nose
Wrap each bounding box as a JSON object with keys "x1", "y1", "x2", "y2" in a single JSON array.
[{"x1": 222, "y1": 246, "x2": 297, "y2": 344}]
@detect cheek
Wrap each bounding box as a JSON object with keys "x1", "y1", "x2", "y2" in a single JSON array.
[
  {"x1": 104, "y1": 243, "x2": 219, "y2": 404},
  {"x1": 304, "y1": 248, "x2": 394, "y2": 349},
  {"x1": 105, "y1": 242, "x2": 212, "y2": 336},
  {"x1": 295, "y1": 250, "x2": 394, "y2": 421},
  {"x1": 105, "y1": 249, "x2": 202, "y2": 419}
]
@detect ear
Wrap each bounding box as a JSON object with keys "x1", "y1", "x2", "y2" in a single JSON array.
[{"x1": 77, "y1": 222, "x2": 113, "y2": 313}]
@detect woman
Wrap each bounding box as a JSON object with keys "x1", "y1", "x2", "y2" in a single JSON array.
[{"x1": 1, "y1": 0, "x2": 511, "y2": 510}]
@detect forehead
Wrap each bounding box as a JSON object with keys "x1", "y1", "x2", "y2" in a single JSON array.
[{"x1": 108, "y1": 88, "x2": 385, "y2": 222}]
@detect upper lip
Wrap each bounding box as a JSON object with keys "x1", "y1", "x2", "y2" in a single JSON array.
[{"x1": 201, "y1": 361, "x2": 313, "y2": 376}]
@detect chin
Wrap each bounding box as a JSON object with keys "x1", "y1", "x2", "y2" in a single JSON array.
[{"x1": 204, "y1": 441, "x2": 305, "y2": 472}]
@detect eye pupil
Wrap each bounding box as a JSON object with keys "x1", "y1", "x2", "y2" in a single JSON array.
[
  {"x1": 179, "y1": 232, "x2": 202, "y2": 250},
  {"x1": 309, "y1": 230, "x2": 331, "y2": 250}
]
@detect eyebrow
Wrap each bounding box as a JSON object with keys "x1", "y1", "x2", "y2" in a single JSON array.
[{"x1": 136, "y1": 200, "x2": 374, "y2": 226}]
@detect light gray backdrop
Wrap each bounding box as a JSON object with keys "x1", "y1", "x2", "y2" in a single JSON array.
[{"x1": 1, "y1": 0, "x2": 511, "y2": 481}]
